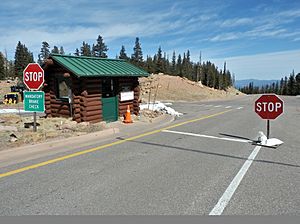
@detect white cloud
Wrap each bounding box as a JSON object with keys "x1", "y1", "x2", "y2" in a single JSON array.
[
  {"x1": 219, "y1": 18, "x2": 253, "y2": 28},
  {"x1": 210, "y1": 32, "x2": 241, "y2": 42}
]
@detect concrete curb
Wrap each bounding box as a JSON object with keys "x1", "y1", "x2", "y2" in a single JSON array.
[
  {"x1": 0, "y1": 128, "x2": 120, "y2": 168},
  {"x1": 0, "y1": 113, "x2": 175, "y2": 168}
]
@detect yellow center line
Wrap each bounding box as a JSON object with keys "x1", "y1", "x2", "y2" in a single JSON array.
[{"x1": 0, "y1": 109, "x2": 232, "y2": 179}]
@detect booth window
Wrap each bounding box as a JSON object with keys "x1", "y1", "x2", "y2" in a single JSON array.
[{"x1": 56, "y1": 76, "x2": 71, "y2": 101}]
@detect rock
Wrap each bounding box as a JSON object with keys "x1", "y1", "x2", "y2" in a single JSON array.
[
  {"x1": 24, "y1": 122, "x2": 40, "y2": 128},
  {"x1": 9, "y1": 133, "x2": 18, "y2": 142}
]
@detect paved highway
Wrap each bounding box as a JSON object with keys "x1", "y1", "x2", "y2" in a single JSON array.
[{"x1": 0, "y1": 95, "x2": 299, "y2": 215}]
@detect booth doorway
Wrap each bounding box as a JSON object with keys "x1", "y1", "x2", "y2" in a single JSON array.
[{"x1": 102, "y1": 78, "x2": 118, "y2": 122}]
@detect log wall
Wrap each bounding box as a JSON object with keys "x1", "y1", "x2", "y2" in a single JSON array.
[
  {"x1": 118, "y1": 77, "x2": 140, "y2": 117},
  {"x1": 44, "y1": 68, "x2": 71, "y2": 118},
  {"x1": 79, "y1": 78, "x2": 102, "y2": 123}
]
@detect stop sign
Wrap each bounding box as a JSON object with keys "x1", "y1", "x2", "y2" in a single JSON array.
[
  {"x1": 255, "y1": 94, "x2": 284, "y2": 120},
  {"x1": 23, "y1": 63, "x2": 44, "y2": 90}
]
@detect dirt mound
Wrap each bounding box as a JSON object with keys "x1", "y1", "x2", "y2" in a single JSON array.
[
  {"x1": 139, "y1": 74, "x2": 243, "y2": 102},
  {"x1": 0, "y1": 114, "x2": 105, "y2": 150}
]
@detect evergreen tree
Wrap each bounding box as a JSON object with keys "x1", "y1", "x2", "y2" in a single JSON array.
[
  {"x1": 156, "y1": 46, "x2": 163, "y2": 73},
  {"x1": 279, "y1": 78, "x2": 284, "y2": 95},
  {"x1": 91, "y1": 44, "x2": 96, "y2": 56},
  {"x1": 93, "y1": 35, "x2": 108, "y2": 58},
  {"x1": 14, "y1": 41, "x2": 34, "y2": 79},
  {"x1": 51, "y1": 46, "x2": 59, "y2": 54},
  {"x1": 131, "y1": 37, "x2": 143, "y2": 66},
  {"x1": 275, "y1": 81, "x2": 279, "y2": 94},
  {"x1": 80, "y1": 41, "x2": 92, "y2": 56},
  {"x1": 0, "y1": 52, "x2": 5, "y2": 80},
  {"x1": 145, "y1": 55, "x2": 155, "y2": 74},
  {"x1": 296, "y1": 73, "x2": 300, "y2": 95},
  {"x1": 163, "y1": 52, "x2": 170, "y2": 74},
  {"x1": 287, "y1": 73, "x2": 296, "y2": 95},
  {"x1": 119, "y1": 45, "x2": 128, "y2": 60},
  {"x1": 176, "y1": 54, "x2": 182, "y2": 76},
  {"x1": 59, "y1": 46, "x2": 65, "y2": 55},
  {"x1": 185, "y1": 50, "x2": 192, "y2": 79},
  {"x1": 74, "y1": 48, "x2": 80, "y2": 56},
  {"x1": 282, "y1": 76, "x2": 288, "y2": 95},
  {"x1": 207, "y1": 63, "x2": 216, "y2": 88},
  {"x1": 171, "y1": 51, "x2": 176, "y2": 75},
  {"x1": 38, "y1": 41, "x2": 50, "y2": 64}
]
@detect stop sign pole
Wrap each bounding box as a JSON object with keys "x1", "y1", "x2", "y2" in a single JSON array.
[
  {"x1": 23, "y1": 63, "x2": 45, "y2": 132},
  {"x1": 255, "y1": 94, "x2": 284, "y2": 139}
]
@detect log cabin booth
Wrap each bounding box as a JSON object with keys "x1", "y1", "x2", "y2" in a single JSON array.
[{"x1": 42, "y1": 54, "x2": 149, "y2": 123}]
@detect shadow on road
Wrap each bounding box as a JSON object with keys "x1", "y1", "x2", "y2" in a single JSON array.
[{"x1": 116, "y1": 137, "x2": 300, "y2": 169}]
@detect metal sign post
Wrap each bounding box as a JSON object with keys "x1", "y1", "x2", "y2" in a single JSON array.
[
  {"x1": 33, "y1": 112, "x2": 37, "y2": 132},
  {"x1": 254, "y1": 94, "x2": 284, "y2": 148},
  {"x1": 23, "y1": 91, "x2": 45, "y2": 132},
  {"x1": 267, "y1": 119, "x2": 270, "y2": 139},
  {"x1": 23, "y1": 63, "x2": 45, "y2": 132}
]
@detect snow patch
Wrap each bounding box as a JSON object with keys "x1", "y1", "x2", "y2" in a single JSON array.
[{"x1": 140, "y1": 102, "x2": 183, "y2": 117}]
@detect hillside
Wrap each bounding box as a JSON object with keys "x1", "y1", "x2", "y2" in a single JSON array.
[
  {"x1": 235, "y1": 79, "x2": 279, "y2": 88},
  {"x1": 139, "y1": 74, "x2": 243, "y2": 102}
]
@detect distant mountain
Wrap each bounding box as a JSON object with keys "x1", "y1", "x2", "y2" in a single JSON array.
[{"x1": 235, "y1": 79, "x2": 279, "y2": 88}]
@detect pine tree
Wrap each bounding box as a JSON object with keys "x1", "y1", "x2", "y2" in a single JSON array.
[
  {"x1": 145, "y1": 55, "x2": 155, "y2": 74},
  {"x1": 38, "y1": 41, "x2": 50, "y2": 64},
  {"x1": 176, "y1": 54, "x2": 182, "y2": 76},
  {"x1": 59, "y1": 46, "x2": 65, "y2": 55},
  {"x1": 74, "y1": 48, "x2": 80, "y2": 56},
  {"x1": 156, "y1": 46, "x2": 163, "y2": 73},
  {"x1": 131, "y1": 37, "x2": 143, "y2": 66},
  {"x1": 80, "y1": 41, "x2": 91, "y2": 56},
  {"x1": 0, "y1": 52, "x2": 5, "y2": 80},
  {"x1": 296, "y1": 73, "x2": 300, "y2": 95},
  {"x1": 287, "y1": 73, "x2": 296, "y2": 95},
  {"x1": 93, "y1": 35, "x2": 108, "y2": 58},
  {"x1": 275, "y1": 81, "x2": 279, "y2": 94},
  {"x1": 119, "y1": 45, "x2": 128, "y2": 60},
  {"x1": 91, "y1": 44, "x2": 96, "y2": 56},
  {"x1": 171, "y1": 51, "x2": 176, "y2": 75},
  {"x1": 163, "y1": 52, "x2": 170, "y2": 74},
  {"x1": 279, "y1": 78, "x2": 284, "y2": 95},
  {"x1": 14, "y1": 41, "x2": 34, "y2": 79},
  {"x1": 185, "y1": 50, "x2": 192, "y2": 79},
  {"x1": 282, "y1": 76, "x2": 288, "y2": 95},
  {"x1": 51, "y1": 46, "x2": 59, "y2": 54}
]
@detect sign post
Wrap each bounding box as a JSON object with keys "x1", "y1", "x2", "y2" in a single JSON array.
[
  {"x1": 23, "y1": 63, "x2": 45, "y2": 132},
  {"x1": 254, "y1": 94, "x2": 284, "y2": 139}
]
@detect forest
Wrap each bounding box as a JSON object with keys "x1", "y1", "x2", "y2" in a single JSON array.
[
  {"x1": 239, "y1": 72, "x2": 300, "y2": 96},
  {"x1": 0, "y1": 35, "x2": 233, "y2": 91}
]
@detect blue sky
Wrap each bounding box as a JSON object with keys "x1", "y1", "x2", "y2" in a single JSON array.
[{"x1": 0, "y1": 0, "x2": 300, "y2": 80}]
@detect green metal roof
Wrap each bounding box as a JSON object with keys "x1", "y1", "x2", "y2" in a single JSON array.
[{"x1": 49, "y1": 54, "x2": 149, "y2": 77}]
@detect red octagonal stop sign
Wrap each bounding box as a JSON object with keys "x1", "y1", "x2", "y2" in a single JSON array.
[
  {"x1": 23, "y1": 63, "x2": 44, "y2": 90},
  {"x1": 255, "y1": 94, "x2": 284, "y2": 120}
]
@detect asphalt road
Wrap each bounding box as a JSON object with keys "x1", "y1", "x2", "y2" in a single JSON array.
[{"x1": 0, "y1": 95, "x2": 299, "y2": 215}]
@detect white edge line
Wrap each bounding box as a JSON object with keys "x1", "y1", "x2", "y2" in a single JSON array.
[
  {"x1": 209, "y1": 146, "x2": 262, "y2": 215},
  {"x1": 162, "y1": 130, "x2": 251, "y2": 143}
]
